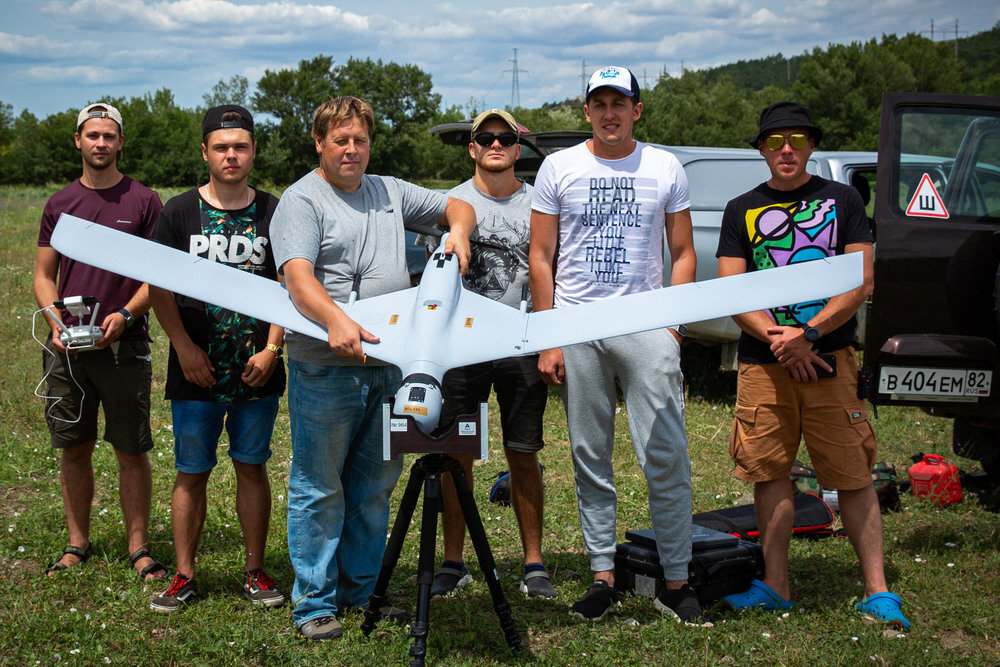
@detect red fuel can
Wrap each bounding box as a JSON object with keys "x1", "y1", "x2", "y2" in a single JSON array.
[{"x1": 908, "y1": 454, "x2": 963, "y2": 506}]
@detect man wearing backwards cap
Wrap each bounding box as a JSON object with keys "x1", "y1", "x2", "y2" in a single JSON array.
[
  {"x1": 148, "y1": 105, "x2": 286, "y2": 613},
  {"x1": 420, "y1": 109, "x2": 556, "y2": 601},
  {"x1": 34, "y1": 102, "x2": 166, "y2": 580},
  {"x1": 529, "y1": 67, "x2": 706, "y2": 625},
  {"x1": 715, "y1": 102, "x2": 909, "y2": 629}
]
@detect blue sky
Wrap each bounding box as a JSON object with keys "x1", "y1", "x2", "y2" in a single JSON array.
[{"x1": 2, "y1": 0, "x2": 998, "y2": 118}]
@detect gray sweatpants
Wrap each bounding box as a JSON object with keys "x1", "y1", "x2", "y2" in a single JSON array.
[{"x1": 561, "y1": 328, "x2": 692, "y2": 581}]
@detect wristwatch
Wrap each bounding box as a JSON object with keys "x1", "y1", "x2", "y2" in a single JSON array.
[
  {"x1": 116, "y1": 308, "x2": 135, "y2": 327},
  {"x1": 265, "y1": 343, "x2": 284, "y2": 359},
  {"x1": 669, "y1": 324, "x2": 688, "y2": 338},
  {"x1": 803, "y1": 325, "x2": 820, "y2": 342}
]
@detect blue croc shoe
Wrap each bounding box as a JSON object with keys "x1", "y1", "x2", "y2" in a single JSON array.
[
  {"x1": 722, "y1": 579, "x2": 795, "y2": 611},
  {"x1": 856, "y1": 592, "x2": 911, "y2": 630}
]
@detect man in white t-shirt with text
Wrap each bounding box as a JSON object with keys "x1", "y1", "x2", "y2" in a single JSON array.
[{"x1": 529, "y1": 66, "x2": 707, "y2": 625}]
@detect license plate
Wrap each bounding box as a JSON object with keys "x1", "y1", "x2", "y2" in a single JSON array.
[{"x1": 878, "y1": 366, "x2": 992, "y2": 402}]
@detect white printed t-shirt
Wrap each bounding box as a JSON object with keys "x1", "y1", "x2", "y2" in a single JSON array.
[{"x1": 531, "y1": 140, "x2": 690, "y2": 307}]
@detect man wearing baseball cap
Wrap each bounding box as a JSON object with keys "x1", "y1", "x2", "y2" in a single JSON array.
[
  {"x1": 529, "y1": 67, "x2": 705, "y2": 624},
  {"x1": 148, "y1": 104, "x2": 286, "y2": 613},
  {"x1": 715, "y1": 102, "x2": 909, "y2": 629},
  {"x1": 420, "y1": 108, "x2": 555, "y2": 601},
  {"x1": 34, "y1": 102, "x2": 166, "y2": 580}
]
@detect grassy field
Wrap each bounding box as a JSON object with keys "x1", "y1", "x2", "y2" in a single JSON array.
[{"x1": 1, "y1": 184, "x2": 998, "y2": 665}]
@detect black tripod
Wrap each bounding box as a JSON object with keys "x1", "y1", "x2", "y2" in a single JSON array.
[{"x1": 361, "y1": 453, "x2": 521, "y2": 666}]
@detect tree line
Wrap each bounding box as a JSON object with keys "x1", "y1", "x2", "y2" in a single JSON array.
[{"x1": 1, "y1": 29, "x2": 997, "y2": 188}]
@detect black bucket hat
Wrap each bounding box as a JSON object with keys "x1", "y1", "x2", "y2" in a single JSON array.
[{"x1": 750, "y1": 101, "x2": 823, "y2": 148}]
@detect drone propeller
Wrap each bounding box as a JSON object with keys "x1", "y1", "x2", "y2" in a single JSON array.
[{"x1": 404, "y1": 222, "x2": 510, "y2": 253}]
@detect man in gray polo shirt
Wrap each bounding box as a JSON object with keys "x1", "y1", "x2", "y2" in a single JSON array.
[{"x1": 270, "y1": 95, "x2": 474, "y2": 641}]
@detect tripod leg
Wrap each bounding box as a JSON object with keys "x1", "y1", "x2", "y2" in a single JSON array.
[
  {"x1": 362, "y1": 460, "x2": 425, "y2": 637},
  {"x1": 451, "y1": 463, "x2": 522, "y2": 652},
  {"x1": 408, "y1": 467, "x2": 441, "y2": 666}
]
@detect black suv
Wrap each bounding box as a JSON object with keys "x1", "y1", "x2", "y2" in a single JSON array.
[{"x1": 862, "y1": 92, "x2": 1000, "y2": 479}]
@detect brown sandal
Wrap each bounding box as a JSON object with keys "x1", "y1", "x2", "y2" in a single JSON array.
[
  {"x1": 46, "y1": 542, "x2": 93, "y2": 574},
  {"x1": 128, "y1": 546, "x2": 168, "y2": 580}
]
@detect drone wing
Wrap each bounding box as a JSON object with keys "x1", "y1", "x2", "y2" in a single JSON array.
[
  {"x1": 436, "y1": 251, "x2": 862, "y2": 369},
  {"x1": 518, "y1": 252, "x2": 864, "y2": 354},
  {"x1": 51, "y1": 213, "x2": 422, "y2": 367}
]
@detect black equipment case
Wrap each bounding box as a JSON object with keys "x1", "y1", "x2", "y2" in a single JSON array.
[{"x1": 614, "y1": 524, "x2": 764, "y2": 604}]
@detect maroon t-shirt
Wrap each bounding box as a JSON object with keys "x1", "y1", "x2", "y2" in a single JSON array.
[{"x1": 38, "y1": 177, "x2": 163, "y2": 340}]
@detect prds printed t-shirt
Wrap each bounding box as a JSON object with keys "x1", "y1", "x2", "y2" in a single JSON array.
[
  {"x1": 153, "y1": 187, "x2": 285, "y2": 402},
  {"x1": 715, "y1": 175, "x2": 873, "y2": 364},
  {"x1": 531, "y1": 141, "x2": 691, "y2": 307}
]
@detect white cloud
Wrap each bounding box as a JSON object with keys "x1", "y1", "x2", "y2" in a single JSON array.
[{"x1": 23, "y1": 64, "x2": 124, "y2": 84}]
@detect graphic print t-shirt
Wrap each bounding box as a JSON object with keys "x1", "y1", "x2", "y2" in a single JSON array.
[
  {"x1": 716, "y1": 176, "x2": 873, "y2": 364},
  {"x1": 153, "y1": 187, "x2": 285, "y2": 402},
  {"x1": 422, "y1": 179, "x2": 533, "y2": 310},
  {"x1": 531, "y1": 141, "x2": 690, "y2": 307}
]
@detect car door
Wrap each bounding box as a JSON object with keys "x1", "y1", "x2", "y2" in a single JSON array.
[{"x1": 864, "y1": 93, "x2": 1000, "y2": 426}]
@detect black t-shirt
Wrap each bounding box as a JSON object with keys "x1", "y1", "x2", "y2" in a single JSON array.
[
  {"x1": 716, "y1": 176, "x2": 873, "y2": 364},
  {"x1": 153, "y1": 187, "x2": 285, "y2": 401}
]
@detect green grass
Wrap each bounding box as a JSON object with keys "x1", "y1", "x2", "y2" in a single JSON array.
[{"x1": 1, "y1": 184, "x2": 998, "y2": 665}]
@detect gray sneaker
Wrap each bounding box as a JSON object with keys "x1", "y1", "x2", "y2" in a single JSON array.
[
  {"x1": 430, "y1": 565, "x2": 473, "y2": 599},
  {"x1": 243, "y1": 568, "x2": 285, "y2": 608},
  {"x1": 519, "y1": 570, "x2": 557, "y2": 599},
  {"x1": 150, "y1": 573, "x2": 198, "y2": 614},
  {"x1": 298, "y1": 615, "x2": 343, "y2": 641}
]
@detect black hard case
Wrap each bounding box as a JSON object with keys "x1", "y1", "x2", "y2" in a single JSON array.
[{"x1": 614, "y1": 524, "x2": 764, "y2": 603}]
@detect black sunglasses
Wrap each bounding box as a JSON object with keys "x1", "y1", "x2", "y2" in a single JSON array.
[{"x1": 473, "y1": 131, "x2": 518, "y2": 147}]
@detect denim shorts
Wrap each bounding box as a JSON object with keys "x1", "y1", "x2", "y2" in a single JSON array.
[{"x1": 171, "y1": 394, "x2": 280, "y2": 474}]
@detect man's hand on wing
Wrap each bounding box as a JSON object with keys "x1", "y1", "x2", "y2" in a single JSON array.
[{"x1": 327, "y1": 308, "x2": 379, "y2": 359}]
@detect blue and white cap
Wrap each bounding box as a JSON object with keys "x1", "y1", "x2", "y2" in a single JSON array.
[{"x1": 585, "y1": 66, "x2": 640, "y2": 103}]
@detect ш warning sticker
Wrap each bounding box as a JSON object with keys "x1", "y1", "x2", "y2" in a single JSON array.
[{"x1": 905, "y1": 173, "x2": 950, "y2": 219}]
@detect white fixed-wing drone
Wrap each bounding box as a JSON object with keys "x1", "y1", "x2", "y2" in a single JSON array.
[{"x1": 51, "y1": 213, "x2": 862, "y2": 434}]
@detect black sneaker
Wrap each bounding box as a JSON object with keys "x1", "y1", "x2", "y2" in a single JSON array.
[
  {"x1": 150, "y1": 573, "x2": 198, "y2": 614},
  {"x1": 568, "y1": 580, "x2": 621, "y2": 621},
  {"x1": 654, "y1": 584, "x2": 713, "y2": 627},
  {"x1": 244, "y1": 568, "x2": 285, "y2": 608},
  {"x1": 298, "y1": 615, "x2": 343, "y2": 641},
  {"x1": 519, "y1": 570, "x2": 557, "y2": 599},
  {"x1": 430, "y1": 565, "x2": 473, "y2": 599}
]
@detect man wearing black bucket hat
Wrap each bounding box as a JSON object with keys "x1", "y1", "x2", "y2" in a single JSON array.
[
  {"x1": 148, "y1": 104, "x2": 287, "y2": 613},
  {"x1": 715, "y1": 101, "x2": 910, "y2": 629}
]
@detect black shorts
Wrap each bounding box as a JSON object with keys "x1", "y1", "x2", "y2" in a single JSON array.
[
  {"x1": 42, "y1": 338, "x2": 153, "y2": 454},
  {"x1": 438, "y1": 355, "x2": 547, "y2": 453}
]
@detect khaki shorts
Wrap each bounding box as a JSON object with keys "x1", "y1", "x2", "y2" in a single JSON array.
[
  {"x1": 729, "y1": 347, "x2": 876, "y2": 490},
  {"x1": 42, "y1": 338, "x2": 153, "y2": 454}
]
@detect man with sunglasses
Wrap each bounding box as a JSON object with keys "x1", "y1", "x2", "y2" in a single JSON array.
[
  {"x1": 529, "y1": 66, "x2": 706, "y2": 626},
  {"x1": 715, "y1": 102, "x2": 909, "y2": 629},
  {"x1": 420, "y1": 109, "x2": 555, "y2": 601}
]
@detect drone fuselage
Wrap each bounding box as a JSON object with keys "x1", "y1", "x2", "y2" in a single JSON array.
[{"x1": 391, "y1": 247, "x2": 464, "y2": 433}]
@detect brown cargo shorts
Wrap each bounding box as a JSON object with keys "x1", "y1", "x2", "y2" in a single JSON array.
[
  {"x1": 42, "y1": 338, "x2": 153, "y2": 454},
  {"x1": 729, "y1": 347, "x2": 876, "y2": 490}
]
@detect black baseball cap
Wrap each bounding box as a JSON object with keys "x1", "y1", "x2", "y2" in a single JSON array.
[
  {"x1": 751, "y1": 101, "x2": 823, "y2": 147},
  {"x1": 202, "y1": 104, "x2": 254, "y2": 138}
]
